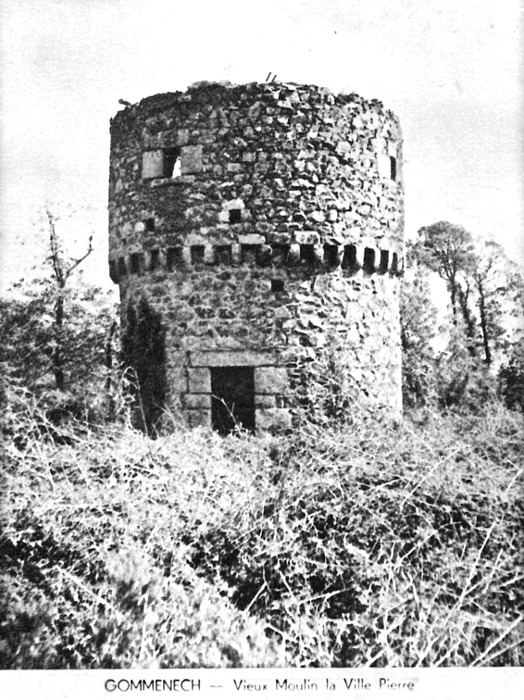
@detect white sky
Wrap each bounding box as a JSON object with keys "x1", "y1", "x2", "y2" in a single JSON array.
[{"x1": 0, "y1": 0, "x2": 522, "y2": 292}]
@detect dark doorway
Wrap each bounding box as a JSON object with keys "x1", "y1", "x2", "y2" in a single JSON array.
[{"x1": 211, "y1": 367, "x2": 255, "y2": 435}]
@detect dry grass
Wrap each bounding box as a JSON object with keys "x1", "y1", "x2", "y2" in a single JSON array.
[{"x1": 1, "y1": 395, "x2": 523, "y2": 668}]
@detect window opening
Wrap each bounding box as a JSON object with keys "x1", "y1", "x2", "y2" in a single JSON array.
[
  {"x1": 390, "y1": 156, "x2": 397, "y2": 181},
  {"x1": 300, "y1": 244, "x2": 316, "y2": 264},
  {"x1": 145, "y1": 218, "x2": 155, "y2": 232},
  {"x1": 190, "y1": 245, "x2": 205, "y2": 265},
  {"x1": 215, "y1": 245, "x2": 232, "y2": 265},
  {"x1": 130, "y1": 252, "x2": 142, "y2": 275},
  {"x1": 242, "y1": 244, "x2": 259, "y2": 264},
  {"x1": 229, "y1": 209, "x2": 242, "y2": 224},
  {"x1": 211, "y1": 367, "x2": 255, "y2": 435},
  {"x1": 379, "y1": 250, "x2": 389, "y2": 274},
  {"x1": 391, "y1": 253, "x2": 399, "y2": 274},
  {"x1": 272, "y1": 244, "x2": 289, "y2": 266},
  {"x1": 342, "y1": 245, "x2": 357, "y2": 270},
  {"x1": 117, "y1": 257, "x2": 127, "y2": 278},
  {"x1": 324, "y1": 244, "x2": 339, "y2": 267},
  {"x1": 271, "y1": 279, "x2": 285, "y2": 292},
  {"x1": 363, "y1": 248, "x2": 375, "y2": 275},
  {"x1": 166, "y1": 246, "x2": 184, "y2": 270},
  {"x1": 164, "y1": 147, "x2": 181, "y2": 178},
  {"x1": 150, "y1": 249, "x2": 160, "y2": 271}
]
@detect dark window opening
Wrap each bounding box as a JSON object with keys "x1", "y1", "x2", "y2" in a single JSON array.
[
  {"x1": 150, "y1": 249, "x2": 160, "y2": 271},
  {"x1": 191, "y1": 245, "x2": 205, "y2": 265},
  {"x1": 163, "y1": 147, "x2": 181, "y2": 178},
  {"x1": 379, "y1": 250, "x2": 389, "y2": 274},
  {"x1": 363, "y1": 248, "x2": 375, "y2": 275},
  {"x1": 130, "y1": 252, "x2": 142, "y2": 275},
  {"x1": 211, "y1": 366, "x2": 255, "y2": 435},
  {"x1": 117, "y1": 257, "x2": 127, "y2": 278},
  {"x1": 324, "y1": 244, "x2": 340, "y2": 267},
  {"x1": 271, "y1": 279, "x2": 285, "y2": 292},
  {"x1": 229, "y1": 209, "x2": 242, "y2": 224},
  {"x1": 342, "y1": 245, "x2": 357, "y2": 270},
  {"x1": 272, "y1": 244, "x2": 290, "y2": 266},
  {"x1": 391, "y1": 252, "x2": 399, "y2": 274},
  {"x1": 145, "y1": 217, "x2": 155, "y2": 232},
  {"x1": 390, "y1": 156, "x2": 397, "y2": 181},
  {"x1": 216, "y1": 245, "x2": 232, "y2": 265},
  {"x1": 166, "y1": 246, "x2": 184, "y2": 270},
  {"x1": 300, "y1": 244, "x2": 316, "y2": 264},
  {"x1": 242, "y1": 244, "x2": 260, "y2": 264}
]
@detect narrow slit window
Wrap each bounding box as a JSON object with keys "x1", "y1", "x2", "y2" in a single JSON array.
[
  {"x1": 130, "y1": 252, "x2": 142, "y2": 275},
  {"x1": 379, "y1": 250, "x2": 389, "y2": 274},
  {"x1": 391, "y1": 253, "x2": 399, "y2": 274},
  {"x1": 117, "y1": 257, "x2": 127, "y2": 278},
  {"x1": 363, "y1": 247, "x2": 375, "y2": 275},
  {"x1": 229, "y1": 209, "x2": 242, "y2": 224},
  {"x1": 390, "y1": 156, "x2": 397, "y2": 181},
  {"x1": 342, "y1": 245, "x2": 357, "y2": 270},
  {"x1": 150, "y1": 249, "x2": 160, "y2": 271}
]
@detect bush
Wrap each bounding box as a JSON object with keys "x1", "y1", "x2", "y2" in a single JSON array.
[{"x1": 1, "y1": 396, "x2": 523, "y2": 667}]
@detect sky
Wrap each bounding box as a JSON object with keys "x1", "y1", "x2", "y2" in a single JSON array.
[{"x1": 0, "y1": 0, "x2": 522, "y2": 292}]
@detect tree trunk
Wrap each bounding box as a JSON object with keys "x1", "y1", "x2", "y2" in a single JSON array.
[{"x1": 53, "y1": 289, "x2": 65, "y2": 391}]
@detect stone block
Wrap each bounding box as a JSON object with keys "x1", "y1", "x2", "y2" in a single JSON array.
[
  {"x1": 181, "y1": 145, "x2": 203, "y2": 174},
  {"x1": 255, "y1": 367, "x2": 288, "y2": 394},
  {"x1": 188, "y1": 367, "x2": 211, "y2": 393},
  {"x1": 184, "y1": 393, "x2": 211, "y2": 409},
  {"x1": 256, "y1": 408, "x2": 292, "y2": 432},
  {"x1": 190, "y1": 350, "x2": 278, "y2": 367},
  {"x1": 187, "y1": 409, "x2": 211, "y2": 428},
  {"x1": 142, "y1": 150, "x2": 164, "y2": 179},
  {"x1": 255, "y1": 394, "x2": 276, "y2": 408}
]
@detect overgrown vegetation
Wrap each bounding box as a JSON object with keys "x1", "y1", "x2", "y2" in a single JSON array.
[
  {"x1": 1, "y1": 395, "x2": 523, "y2": 668},
  {"x1": 0, "y1": 217, "x2": 523, "y2": 667}
]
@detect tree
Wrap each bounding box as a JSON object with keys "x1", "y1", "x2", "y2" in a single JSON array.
[
  {"x1": 0, "y1": 211, "x2": 119, "y2": 419},
  {"x1": 400, "y1": 259, "x2": 439, "y2": 408}
]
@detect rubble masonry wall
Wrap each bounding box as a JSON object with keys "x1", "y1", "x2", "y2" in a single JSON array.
[{"x1": 108, "y1": 82, "x2": 404, "y2": 430}]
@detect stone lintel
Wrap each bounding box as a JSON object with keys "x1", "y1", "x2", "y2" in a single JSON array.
[
  {"x1": 190, "y1": 350, "x2": 279, "y2": 367},
  {"x1": 239, "y1": 234, "x2": 266, "y2": 245}
]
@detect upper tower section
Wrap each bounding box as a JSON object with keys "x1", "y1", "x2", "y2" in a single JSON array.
[{"x1": 108, "y1": 81, "x2": 404, "y2": 278}]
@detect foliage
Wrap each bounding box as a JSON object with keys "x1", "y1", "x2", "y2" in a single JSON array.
[
  {"x1": 498, "y1": 339, "x2": 524, "y2": 413},
  {"x1": 0, "y1": 211, "x2": 119, "y2": 422},
  {"x1": 400, "y1": 264, "x2": 439, "y2": 408},
  {"x1": 2, "y1": 397, "x2": 523, "y2": 668}
]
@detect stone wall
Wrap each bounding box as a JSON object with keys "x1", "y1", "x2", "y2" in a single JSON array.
[{"x1": 109, "y1": 82, "x2": 404, "y2": 432}]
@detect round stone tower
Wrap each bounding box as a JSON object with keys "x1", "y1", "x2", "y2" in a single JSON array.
[{"x1": 108, "y1": 81, "x2": 404, "y2": 433}]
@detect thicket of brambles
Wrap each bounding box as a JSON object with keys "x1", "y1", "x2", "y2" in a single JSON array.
[{"x1": 1, "y1": 217, "x2": 523, "y2": 668}]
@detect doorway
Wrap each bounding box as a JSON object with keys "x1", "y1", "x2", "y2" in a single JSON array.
[{"x1": 211, "y1": 366, "x2": 255, "y2": 434}]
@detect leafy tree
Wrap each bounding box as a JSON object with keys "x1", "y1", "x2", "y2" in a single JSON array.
[
  {"x1": 0, "y1": 211, "x2": 119, "y2": 419},
  {"x1": 400, "y1": 260, "x2": 439, "y2": 408}
]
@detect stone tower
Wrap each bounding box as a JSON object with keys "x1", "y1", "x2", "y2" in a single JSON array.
[{"x1": 108, "y1": 82, "x2": 404, "y2": 433}]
